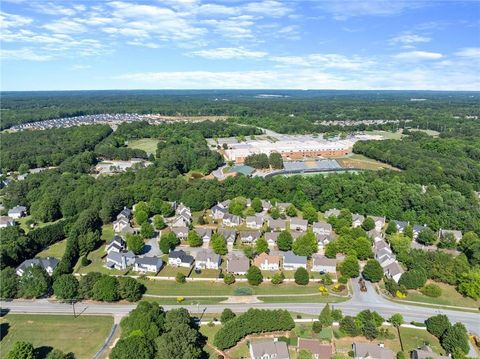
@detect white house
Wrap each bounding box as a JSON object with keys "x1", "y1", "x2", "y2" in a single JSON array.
[
  {"x1": 240, "y1": 231, "x2": 261, "y2": 243},
  {"x1": 265, "y1": 232, "x2": 279, "y2": 248},
  {"x1": 383, "y1": 261, "x2": 404, "y2": 283},
  {"x1": 223, "y1": 213, "x2": 242, "y2": 227},
  {"x1": 290, "y1": 218, "x2": 308, "y2": 231},
  {"x1": 168, "y1": 250, "x2": 194, "y2": 268},
  {"x1": 105, "y1": 251, "x2": 135, "y2": 270},
  {"x1": 227, "y1": 252, "x2": 250, "y2": 275},
  {"x1": 254, "y1": 252, "x2": 280, "y2": 271},
  {"x1": 353, "y1": 343, "x2": 394, "y2": 359},
  {"x1": 246, "y1": 215, "x2": 263, "y2": 229},
  {"x1": 250, "y1": 339, "x2": 290, "y2": 359},
  {"x1": 171, "y1": 226, "x2": 189, "y2": 240},
  {"x1": 312, "y1": 255, "x2": 337, "y2": 273},
  {"x1": 438, "y1": 229, "x2": 463, "y2": 242},
  {"x1": 8, "y1": 205, "x2": 27, "y2": 219},
  {"x1": 113, "y1": 217, "x2": 130, "y2": 233},
  {"x1": 324, "y1": 208, "x2": 340, "y2": 218},
  {"x1": 16, "y1": 257, "x2": 59, "y2": 276},
  {"x1": 195, "y1": 249, "x2": 221, "y2": 270},
  {"x1": 0, "y1": 216, "x2": 15, "y2": 228},
  {"x1": 370, "y1": 216, "x2": 386, "y2": 231},
  {"x1": 312, "y1": 221, "x2": 332, "y2": 236},
  {"x1": 116, "y1": 207, "x2": 132, "y2": 221},
  {"x1": 195, "y1": 228, "x2": 212, "y2": 244},
  {"x1": 269, "y1": 218, "x2": 287, "y2": 231},
  {"x1": 352, "y1": 214, "x2": 365, "y2": 228},
  {"x1": 106, "y1": 236, "x2": 125, "y2": 254},
  {"x1": 133, "y1": 257, "x2": 163, "y2": 273}
]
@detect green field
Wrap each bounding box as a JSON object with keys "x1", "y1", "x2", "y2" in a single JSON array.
[
  {"x1": 399, "y1": 327, "x2": 444, "y2": 354},
  {"x1": 363, "y1": 130, "x2": 404, "y2": 140},
  {"x1": 337, "y1": 154, "x2": 398, "y2": 171},
  {"x1": 0, "y1": 314, "x2": 113, "y2": 359},
  {"x1": 259, "y1": 295, "x2": 347, "y2": 304},
  {"x1": 405, "y1": 282, "x2": 480, "y2": 309},
  {"x1": 36, "y1": 240, "x2": 67, "y2": 259},
  {"x1": 146, "y1": 297, "x2": 227, "y2": 305},
  {"x1": 16, "y1": 216, "x2": 61, "y2": 234},
  {"x1": 127, "y1": 138, "x2": 159, "y2": 154}
]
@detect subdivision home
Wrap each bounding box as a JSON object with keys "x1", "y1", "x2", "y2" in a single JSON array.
[
  {"x1": 168, "y1": 250, "x2": 194, "y2": 268},
  {"x1": 352, "y1": 214, "x2": 365, "y2": 228},
  {"x1": 211, "y1": 203, "x2": 227, "y2": 219},
  {"x1": 311, "y1": 254, "x2": 337, "y2": 273},
  {"x1": 297, "y1": 339, "x2": 333, "y2": 359},
  {"x1": 352, "y1": 343, "x2": 394, "y2": 359},
  {"x1": 195, "y1": 249, "x2": 221, "y2": 270},
  {"x1": 133, "y1": 257, "x2": 163, "y2": 273},
  {"x1": 0, "y1": 216, "x2": 15, "y2": 228},
  {"x1": 8, "y1": 205, "x2": 27, "y2": 219},
  {"x1": 269, "y1": 218, "x2": 287, "y2": 231},
  {"x1": 312, "y1": 221, "x2": 332, "y2": 236},
  {"x1": 438, "y1": 229, "x2": 463, "y2": 242},
  {"x1": 370, "y1": 216, "x2": 386, "y2": 231},
  {"x1": 246, "y1": 215, "x2": 263, "y2": 229},
  {"x1": 227, "y1": 252, "x2": 250, "y2": 275},
  {"x1": 16, "y1": 257, "x2": 59, "y2": 276},
  {"x1": 290, "y1": 218, "x2": 308, "y2": 231},
  {"x1": 171, "y1": 226, "x2": 189, "y2": 240},
  {"x1": 324, "y1": 208, "x2": 340, "y2": 218},
  {"x1": 249, "y1": 339, "x2": 290, "y2": 359},
  {"x1": 265, "y1": 232, "x2": 279, "y2": 247},
  {"x1": 411, "y1": 345, "x2": 449, "y2": 359},
  {"x1": 282, "y1": 251, "x2": 307, "y2": 270},
  {"x1": 240, "y1": 230, "x2": 262, "y2": 243},
  {"x1": 105, "y1": 251, "x2": 135, "y2": 270},
  {"x1": 223, "y1": 213, "x2": 242, "y2": 227},
  {"x1": 254, "y1": 252, "x2": 280, "y2": 271},
  {"x1": 195, "y1": 228, "x2": 212, "y2": 243}
]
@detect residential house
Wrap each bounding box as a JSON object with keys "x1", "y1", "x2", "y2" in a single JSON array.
[
  {"x1": 368, "y1": 229, "x2": 384, "y2": 242},
  {"x1": 171, "y1": 203, "x2": 192, "y2": 227},
  {"x1": 265, "y1": 232, "x2": 279, "y2": 248},
  {"x1": 211, "y1": 203, "x2": 227, "y2": 220},
  {"x1": 195, "y1": 228, "x2": 212, "y2": 244},
  {"x1": 113, "y1": 217, "x2": 130, "y2": 233},
  {"x1": 105, "y1": 251, "x2": 135, "y2": 270},
  {"x1": 383, "y1": 261, "x2": 404, "y2": 283},
  {"x1": 268, "y1": 218, "x2": 287, "y2": 231},
  {"x1": 171, "y1": 215, "x2": 190, "y2": 228},
  {"x1": 282, "y1": 251, "x2": 307, "y2": 270},
  {"x1": 312, "y1": 221, "x2": 332, "y2": 236},
  {"x1": 261, "y1": 200, "x2": 272, "y2": 212},
  {"x1": 413, "y1": 224, "x2": 428, "y2": 239},
  {"x1": 297, "y1": 339, "x2": 333, "y2": 359},
  {"x1": 394, "y1": 220, "x2": 409, "y2": 233},
  {"x1": 291, "y1": 231, "x2": 304, "y2": 240},
  {"x1": 195, "y1": 249, "x2": 221, "y2": 270},
  {"x1": 171, "y1": 226, "x2": 189, "y2": 241},
  {"x1": 352, "y1": 214, "x2": 365, "y2": 228},
  {"x1": 290, "y1": 218, "x2": 308, "y2": 231},
  {"x1": 438, "y1": 229, "x2": 463, "y2": 242},
  {"x1": 0, "y1": 216, "x2": 15, "y2": 228},
  {"x1": 249, "y1": 339, "x2": 290, "y2": 359},
  {"x1": 8, "y1": 205, "x2": 27, "y2": 219},
  {"x1": 16, "y1": 257, "x2": 59, "y2": 276},
  {"x1": 133, "y1": 257, "x2": 163, "y2": 273},
  {"x1": 218, "y1": 228, "x2": 236, "y2": 249},
  {"x1": 240, "y1": 230, "x2": 262, "y2": 243},
  {"x1": 411, "y1": 345, "x2": 449, "y2": 359},
  {"x1": 324, "y1": 208, "x2": 340, "y2": 218},
  {"x1": 353, "y1": 343, "x2": 394, "y2": 359},
  {"x1": 227, "y1": 252, "x2": 250, "y2": 275},
  {"x1": 168, "y1": 250, "x2": 194, "y2": 268},
  {"x1": 223, "y1": 213, "x2": 242, "y2": 227},
  {"x1": 246, "y1": 215, "x2": 263, "y2": 230},
  {"x1": 315, "y1": 234, "x2": 332, "y2": 250},
  {"x1": 371, "y1": 216, "x2": 386, "y2": 231},
  {"x1": 277, "y1": 202, "x2": 292, "y2": 214},
  {"x1": 254, "y1": 252, "x2": 280, "y2": 271},
  {"x1": 311, "y1": 255, "x2": 337, "y2": 273},
  {"x1": 117, "y1": 207, "x2": 132, "y2": 221},
  {"x1": 106, "y1": 236, "x2": 125, "y2": 254}
]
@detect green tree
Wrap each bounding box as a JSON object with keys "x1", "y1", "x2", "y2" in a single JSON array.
[
  {"x1": 332, "y1": 309, "x2": 343, "y2": 321},
  {"x1": 220, "y1": 308, "x2": 236, "y2": 323},
  {"x1": 126, "y1": 233, "x2": 144, "y2": 255},
  {"x1": 294, "y1": 267, "x2": 309, "y2": 285},
  {"x1": 312, "y1": 321, "x2": 323, "y2": 333},
  {"x1": 159, "y1": 232, "x2": 178, "y2": 254},
  {"x1": 176, "y1": 272, "x2": 186, "y2": 283},
  {"x1": 302, "y1": 203, "x2": 318, "y2": 224},
  {"x1": 362, "y1": 217, "x2": 375, "y2": 231},
  {"x1": 152, "y1": 215, "x2": 166, "y2": 230},
  {"x1": 45, "y1": 349, "x2": 72, "y2": 359},
  {"x1": 118, "y1": 277, "x2": 144, "y2": 302},
  {"x1": 188, "y1": 230, "x2": 203, "y2": 247},
  {"x1": 277, "y1": 231, "x2": 293, "y2": 251},
  {"x1": 340, "y1": 255, "x2": 360, "y2": 278},
  {"x1": 92, "y1": 275, "x2": 119, "y2": 302},
  {"x1": 140, "y1": 222, "x2": 154, "y2": 239},
  {"x1": 223, "y1": 273, "x2": 235, "y2": 285},
  {"x1": 19, "y1": 265, "x2": 50, "y2": 299},
  {"x1": 270, "y1": 207, "x2": 280, "y2": 219},
  {"x1": 53, "y1": 274, "x2": 79, "y2": 301},
  {"x1": 255, "y1": 237, "x2": 269, "y2": 254},
  {"x1": 155, "y1": 323, "x2": 204, "y2": 359},
  {"x1": 362, "y1": 260, "x2": 383, "y2": 282},
  {"x1": 362, "y1": 319, "x2": 379, "y2": 340},
  {"x1": 286, "y1": 204, "x2": 297, "y2": 217},
  {"x1": 271, "y1": 271, "x2": 285, "y2": 285},
  {"x1": 120, "y1": 301, "x2": 165, "y2": 340},
  {"x1": 269, "y1": 152, "x2": 284, "y2": 169},
  {"x1": 319, "y1": 304, "x2": 333, "y2": 326},
  {"x1": 417, "y1": 228, "x2": 437, "y2": 245},
  {"x1": 292, "y1": 231, "x2": 317, "y2": 257},
  {"x1": 78, "y1": 231, "x2": 101, "y2": 256},
  {"x1": 442, "y1": 323, "x2": 469, "y2": 355},
  {"x1": 160, "y1": 202, "x2": 174, "y2": 217},
  {"x1": 78, "y1": 272, "x2": 103, "y2": 299},
  {"x1": 6, "y1": 341, "x2": 35, "y2": 359},
  {"x1": 389, "y1": 313, "x2": 404, "y2": 328},
  {"x1": 352, "y1": 237, "x2": 374, "y2": 260},
  {"x1": 386, "y1": 221, "x2": 397, "y2": 235},
  {"x1": 110, "y1": 335, "x2": 155, "y2": 359},
  {"x1": 134, "y1": 202, "x2": 150, "y2": 216},
  {"x1": 246, "y1": 265, "x2": 263, "y2": 286},
  {"x1": 425, "y1": 314, "x2": 451, "y2": 338},
  {"x1": 404, "y1": 224, "x2": 414, "y2": 239},
  {"x1": 211, "y1": 233, "x2": 227, "y2": 255},
  {"x1": 0, "y1": 267, "x2": 18, "y2": 299},
  {"x1": 339, "y1": 316, "x2": 361, "y2": 336},
  {"x1": 134, "y1": 210, "x2": 148, "y2": 225},
  {"x1": 399, "y1": 269, "x2": 427, "y2": 289},
  {"x1": 457, "y1": 268, "x2": 480, "y2": 300},
  {"x1": 251, "y1": 198, "x2": 263, "y2": 213}
]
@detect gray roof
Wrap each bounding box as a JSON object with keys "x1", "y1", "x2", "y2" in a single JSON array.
[
  {"x1": 283, "y1": 251, "x2": 307, "y2": 265},
  {"x1": 412, "y1": 345, "x2": 449, "y2": 359},
  {"x1": 353, "y1": 343, "x2": 394, "y2": 359},
  {"x1": 136, "y1": 256, "x2": 163, "y2": 266},
  {"x1": 324, "y1": 208, "x2": 340, "y2": 217},
  {"x1": 439, "y1": 229, "x2": 462, "y2": 240},
  {"x1": 395, "y1": 220, "x2": 409, "y2": 230},
  {"x1": 384, "y1": 261, "x2": 404, "y2": 277},
  {"x1": 224, "y1": 213, "x2": 241, "y2": 224},
  {"x1": 196, "y1": 249, "x2": 220, "y2": 263},
  {"x1": 211, "y1": 204, "x2": 227, "y2": 213},
  {"x1": 269, "y1": 219, "x2": 287, "y2": 229},
  {"x1": 227, "y1": 253, "x2": 250, "y2": 272},
  {"x1": 218, "y1": 228, "x2": 236, "y2": 242},
  {"x1": 8, "y1": 205, "x2": 27, "y2": 215},
  {"x1": 117, "y1": 207, "x2": 132, "y2": 219},
  {"x1": 246, "y1": 216, "x2": 263, "y2": 225},
  {"x1": 172, "y1": 226, "x2": 189, "y2": 235},
  {"x1": 313, "y1": 221, "x2": 332, "y2": 231},
  {"x1": 413, "y1": 224, "x2": 428, "y2": 233},
  {"x1": 250, "y1": 340, "x2": 289, "y2": 359},
  {"x1": 240, "y1": 230, "x2": 262, "y2": 240},
  {"x1": 312, "y1": 254, "x2": 336, "y2": 267},
  {"x1": 195, "y1": 228, "x2": 212, "y2": 238},
  {"x1": 17, "y1": 257, "x2": 59, "y2": 273},
  {"x1": 169, "y1": 250, "x2": 194, "y2": 264},
  {"x1": 290, "y1": 218, "x2": 308, "y2": 227},
  {"x1": 315, "y1": 233, "x2": 331, "y2": 244},
  {"x1": 0, "y1": 216, "x2": 14, "y2": 225},
  {"x1": 352, "y1": 214, "x2": 365, "y2": 223},
  {"x1": 265, "y1": 232, "x2": 280, "y2": 242}
]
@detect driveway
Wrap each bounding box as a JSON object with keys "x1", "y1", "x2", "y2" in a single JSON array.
[{"x1": 143, "y1": 236, "x2": 161, "y2": 257}]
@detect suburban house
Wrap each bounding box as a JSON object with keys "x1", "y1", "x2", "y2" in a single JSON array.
[
  {"x1": 8, "y1": 205, "x2": 27, "y2": 219},
  {"x1": 277, "y1": 202, "x2": 292, "y2": 214},
  {"x1": 227, "y1": 252, "x2": 250, "y2": 275},
  {"x1": 133, "y1": 257, "x2": 163, "y2": 273},
  {"x1": 411, "y1": 345, "x2": 449, "y2": 359},
  {"x1": 211, "y1": 203, "x2": 228, "y2": 219},
  {"x1": 394, "y1": 220, "x2": 409, "y2": 233},
  {"x1": 223, "y1": 213, "x2": 242, "y2": 227},
  {"x1": 113, "y1": 217, "x2": 130, "y2": 233},
  {"x1": 261, "y1": 200, "x2": 272, "y2": 212},
  {"x1": 352, "y1": 343, "x2": 394, "y2": 359},
  {"x1": 312, "y1": 221, "x2": 332, "y2": 236},
  {"x1": 383, "y1": 261, "x2": 404, "y2": 283},
  {"x1": 282, "y1": 251, "x2": 307, "y2": 270},
  {"x1": 324, "y1": 208, "x2": 340, "y2": 218},
  {"x1": 290, "y1": 218, "x2": 308, "y2": 231},
  {"x1": 195, "y1": 228, "x2": 212, "y2": 243},
  {"x1": 169, "y1": 203, "x2": 192, "y2": 227},
  {"x1": 413, "y1": 224, "x2": 428, "y2": 239},
  {"x1": 218, "y1": 228, "x2": 236, "y2": 249},
  {"x1": 249, "y1": 339, "x2": 290, "y2": 359},
  {"x1": 106, "y1": 236, "x2": 125, "y2": 254},
  {"x1": 370, "y1": 216, "x2": 386, "y2": 231},
  {"x1": 311, "y1": 255, "x2": 337, "y2": 273},
  {"x1": 240, "y1": 230, "x2": 262, "y2": 243},
  {"x1": 297, "y1": 339, "x2": 333, "y2": 359},
  {"x1": 195, "y1": 249, "x2": 221, "y2": 270},
  {"x1": 170, "y1": 215, "x2": 190, "y2": 228},
  {"x1": 254, "y1": 252, "x2": 280, "y2": 271},
  {"x1": 438, "y1": 229, "x2": 463, "y2": 242},
  {"x1": 316, "y1": 234, "x2": 332, "y2": 250},
  {"x1": 0, "y1": 216, "x2": 15, "y2": 228},
  {"x1": 368, "y1": 229, "x2": 384, "y2": 242},
  {"x1": 16, "y1": 257, "x2": 59, "y2": 276},
  {"x1": 117, "y1": 207, "x2": 132, "y2": 220},
  {"x1": 168, "y1": 250, "x2": 194, "y2": 268},
  {"x1": 105, "y1": 251, "x2": 135, "y2": 270},
  {"x1": 171, "y1": 226, "x2": 189, "y2": 240},
  {"x1": 352, "y1": 214, "x2": 365, "y2": 228},
  {"x1": 265, "y1": 232, "x2": 279, "y2": 247},
  {"x1": 246, "y1": 215, "x2": 263, "y2": 229},
  {"x1": 269, "y1": 218, "x2": 287, "y2": 231}
]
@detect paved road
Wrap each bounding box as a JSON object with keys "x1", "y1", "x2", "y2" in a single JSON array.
[{"x1": 1, "y1": 279, "x2": 479, "y2": 335}]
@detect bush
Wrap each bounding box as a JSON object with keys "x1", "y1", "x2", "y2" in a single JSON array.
[
  {"x1": 234, "y1": 287, "x2": 253, "y2": 296},
  {"x1": 175, "y1": 273, "x2": 186, "y2": 284},
  {"x1": 294, "y1": 267, "x2": 309, "y2": 285},
  {"x1": 338, "y1": 276, "x2": 348, "y2": 284},
  {"x1": 220, "y1": 308, "x2": 236, "y2": 324},
  {"x1": 321, "y1": 273, "x2": 333, "y2": 285},
  {"x1": 223, "y1": 273, "x2": 235, "y2": 285},
  {"x1": 312, "y1": 321, "x2": 322, "y2": 333},
  {"x1": 271, "y1": 271, "x2": 285, "y2": 285},
  {"x1": 425, "y1": 314, "x2": 451, "y2": 338},
  {"x1": 80, "y1": 256, "x2": 90, "y2": 267},
  {"x1": 420, "y1": 283, "x2": 442, "y2": 297},
  {"x1": 399, "y1": 269, "x2": 427, "y2": 289},
  {"x1": 246, "y1": 266, "x2": 263, "y2": 286}
]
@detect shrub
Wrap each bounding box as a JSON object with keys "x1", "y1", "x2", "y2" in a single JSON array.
[
  {"x1": 312, "y1": 321, "x2": 322, "y2": 333},
  {"x1": 220, "y1": 308, "x2": 236, "y2": 324},
  {"x1": 420, "y1": 283, "x2": 442, "y2": 297},
  {"x1": 399, "y1": 269, "x2": 427, "y2": 289},
  {"x1": 175, "y1": 273, "x2": 186, "y2": 284},
  {"x1": 223, "y1": 273, "x2": 235, "y2": 285},
  {"x1": 338, "y1": 276, "x2": 348, "y2": 284},
  {"x1": 425, "y1": 314, "x2": 451, "y2": 338},
  {"x1": 294, "y1": 267, "x2": 309, "y2": 285},
  {"x1": 271, "y1": 271, "x2": 285, "y2": 285},
  {"x1": 246, "y1": 265, "x2": 263, "y2": 286},
  {"x1": 81, "y1": 256, "x2": 90, "y2": 267}
]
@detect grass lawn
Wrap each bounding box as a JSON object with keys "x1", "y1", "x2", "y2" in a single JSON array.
[
  {"x1": 156, "y1": 265, "x2": 192, "y2": 277},
  {"x1": 259, "y1": 295, "x2": 347, "y2": 304},
  {"x1": 408, "y1": 129, "x2": 440, "y2": 137},
  {"x1": 16, "y1": 216, "x2": 61, "y2": 234},
  {"x1": 190, "y1": 268, "x2": 220, "y2": 279},
  {"x1": 75, "y1": 245, "x2": 129, "y2": 275},
  {"x1": 399, "y1": 327, "x2": 444, "y2": 354},
  {"x1": 0, "y1": 314, "x2": 113, "y2": 359},
  {"x1": 127, "y1": 138, "x2": 159, "y2": 154},
  {"x1": 101, "y1": 224, "x2": 114, "y2": 242},
  {"x1": 405, "y1": 282, "x2": 480, "y2": 309},
  {"x1": 292, "y1": 323, "x2": 333, "y2": 344},
  {"x1": 226, "y1": 342, "x2": 250, "y2": 358},
  {"x1": 334, "y1": 326, "x2": 401, "y2": 353},
  {"x1": 36, "y1": 240, "x2": 67, "y2": 259},
  {"x1": 363, "y1": 130, "x2": 404, "y2": 140},
  {"x1": 200, "y1": 325, "x2": 222, "y2": 358},
  {"x1": 337, "y1": 154, "x2": 398, "y2": 171},
  {"x1": 146, "y1": 297, "x2": 227, "y2": 305}
]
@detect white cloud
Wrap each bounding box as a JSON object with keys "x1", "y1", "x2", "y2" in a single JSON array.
[
  {"x1": 191, "y1": 47, "x2": 267, "y2": 59},
  {"x1": 393, "y1": 51, "x2": 443, "y2": 61},
  {"x1": 43, "y1": 19, "x2": 88, "y2": 34},
  {"x1": 454, "y1": 47, "x2": 480, "y2": 58},
  {"x1": 320, "y1": 0, "x2": 425, "y2": 20},
  {"x1": 243, "y1": 1, "x2": 292, "y2": 17},
  {"x1": 272, "y1": 53, "x2": 374, "y2": 70},
  {"x1": 31, "y1": 3, "x2": 80, "y2": 16},
  {"x1": 1, "y1": 48, "x2": 52, "y2": 61},
  {"x1": 0, "y1": 11, "x2": 32, "y2": 28},
  {"x1": 390, "y1": 33, "x2": 431, "y2": 47}
]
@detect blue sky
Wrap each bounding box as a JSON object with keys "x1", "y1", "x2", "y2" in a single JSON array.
[{"x1": 1, "y1": 0, "x2": 479, "y2": 90}]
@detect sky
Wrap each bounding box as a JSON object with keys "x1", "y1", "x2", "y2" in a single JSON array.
[{"x1": 1, "y1": 0, "x2": 479, "y2": 91}]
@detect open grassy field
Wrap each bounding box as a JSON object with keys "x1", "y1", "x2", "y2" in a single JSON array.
[
  {"x1": 363, "y1": 130, "x2": 404, "y2": 140},
  {"x1": 127, "y1": 138, "x2": 159, "y2": 154},
  {"x1": 75, "y1": 245, "x2": 129, "y2": 275},
  {"x1": 200, "y1": 324, "x2": 222, "y2": 358},
  {"x1": 405, "y1": 282, "x2": 480, "y2": 309},
  {"x1": 408, "y1": 129, "x2": 440, "y2": 137},
  {"x1": 36, "y1": 240, "x2": 67, "y2": 259},
  {"x1": 146, "y1": 297, "x2": 227, "y2": 305},
  {"x1": 337, "y1": 154, "x2": 398, "y2": 171},
  {"x1": 259, "y1": 295, "x2": 347, "y2": 303},
  {"x1": 0, "y1": 314, "x2": 113, "y2": 359},
  {"x1": 16, "y1": 216, "x2": 61, "y2": 234},
  {"x1": 399, "y1": 327, "x2": 444, "y2": 354}
]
